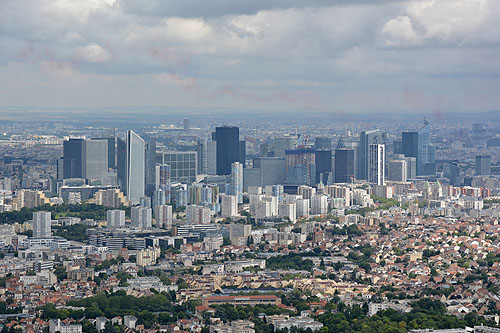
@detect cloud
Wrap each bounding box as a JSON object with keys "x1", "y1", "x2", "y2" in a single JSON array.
[{"x1": 0, "y1": 0, "x2": 499, "y2": 112}]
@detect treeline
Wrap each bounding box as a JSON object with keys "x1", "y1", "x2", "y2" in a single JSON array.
[{"x1": 266, "y1": 254, "x2": 314, "y2": 272}]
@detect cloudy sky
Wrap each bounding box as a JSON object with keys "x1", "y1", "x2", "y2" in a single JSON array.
[{"x1": 0, "y1": 0, "x2": 499, "y2": 113}]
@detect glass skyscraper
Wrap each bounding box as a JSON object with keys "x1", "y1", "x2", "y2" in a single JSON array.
[
  {"x1": 214, "y1": 126, "x2": 240, "y2": 175},
  {"x1": 126, "y1": 130, "x2": 145, "y2": 205}
]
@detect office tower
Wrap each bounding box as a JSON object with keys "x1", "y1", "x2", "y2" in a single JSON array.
[
  {"x1": 126, "y1": 131, "x2": 146, "y2": 205},
  {"x1": 131, "y1": 206, "x2": 152, "y2": 229},
  {"x1": 402, "y1": 120, "x2": 434, "y2": 176},
  {"x1": 405, "y1": 157, "x2": 417, "y2": 180},
  {"x1": 63, "y1": 138, "x2": 84, "y2": 179},
  {"x1": 33, "y1": 211, "x2": 51, "y2": 238},
  {"x1": 57, "y1": 157, "x2": 64, "y2": 180},
  {"x1": 476, "y1": 155, "x2": 491, "y2": 175},
  {"x1": 393, "y1": 140, "x2": 403, "y2": 155},
  {"x1": 315, "y1": 137, "x2": 332, "y2": 151},
  {"x1": 315, "y1": 150, "x2": 332, "y2": 184},
  {"x1": 344, "y1": 141, "x2": 359, "y2": 179},
  {"x1": 334, "y1": 149, "x2": 354, "y2": 183},
  {"x1": 472, "y1": 123, "x2": 488, "y2": 145},
  {"x1": 229, "y1": 224, "x2": 252, "y2": 246},
  {"x1": 273, "y1": 135, "x2": 298, "y2": 157},
  {"x1": 107, "y1": 210, "x2": 125, "y2": 228},
  {"x1": 157, "y1": 151, "x2": 197, "y2": 183},
  {"x1": 105, "y1": 137, "x2": 116, "y2": 169},
  {"x1": 83, "y1": 139, "x2": 108, "y2": 182},
  {"x1": 243, "y1": 157, "x2": 286, "y2": 189},
  {"x1": 214, "y1": 126, "x2": 240, "y2": 175},
  {"x1": 239, "y1": 140, "x2": 246, "y2": 165},
  {"x1": 368, "y1": 144, "x2": 385, "y2": 185},
  {"x1": 183, "y1": 118, "x2": 190, "y2": 131},
  {"x1": 358, "y1": 130, "x2": 387, "y2": 180},
  {"x1": 145, "y1": 139, "x2": 157, "y2": 197},
  {"x1": 285, "y1": 148, "x2": 316, "y2": 185},
  {"x1": 221, "y1": 194, "x2": 238, "y2": 217},
  {"x1": 229, "y1": 162, "x2": 243, "y2": 203},
  {"x1": 155, "y1": 205, "x2": 173, "y2": 229},
  {"x1": 311, "y1": 194, "x2": 328, "y2": 215},
  {"x1": 197, "y1": 139, "x2": 208, "y2": 174},
  {"x1": 207, "y1": 141, "x2": 217, "y2": 175},
  {"x1": 117, "y1": 137, "x2": 127, "y2": 191},
  {"x1": 155, "y1": 164, "x2": 171, "y2": 190},
  {"x1": 388, "y1": 159, "x2": 407, "y2": 182}
]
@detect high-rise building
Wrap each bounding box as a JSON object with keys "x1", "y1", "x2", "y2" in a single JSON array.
[
  {"x1": 214, "y1": 126, "x2": 240, "y2": 175},
  {"x1": 155, "y1": 205, "x2": 173, "y2": 229},
  {"x1": 285, "y1": 148, "x2": 316, "y2": 185},
  {"x1": 145, "y1": 139, "x2": 157, "y2": 197},
  {"x1": 82, "y1": 139, "x2": 108, "y2": 183},
  {"x1": 221, "y1": 194, "x2": 238, "y2": 217},
  {"x1": 183, "y1": 118, "x2": 190, "y2": 131},
  {"x1": 311, "y1": 194, "x2": 328, "y2": 215},
  {"x1": 273, "y1": 135, "x2": 298, "y2": 158},
  {"x1": 131, "y1": 206, "x2": 152, "y2": 229},
  {"x1": 314, "y1": 137, "x2": 332, "y2": 151},
  {"x1": 157, "y1": 151, "x2": 197, "y2": 183},
  {"x1": 229, "y1": 224, "x2": 252, "y2": 246},
  {"x1": 388, "y1": 159, "x2": 407, "y2": 182},
  {"x1": 243, "y1": 157, "x2": 286, "y2": 189},
  {"x1": 315, "y1": 150, "x2": 332, "y2": 184},
  {"x1": 107, "y1": 210, "x2": 125, "y2": 228},
  {"x1": 63, "y1": 138, "x2": 84, "y2": 179},
  {"x1": 155, "y1": 164, "x2": 171, "y2": 191},
  {"x1": 334, "y1": 149, "x2": 354, "y2": 183},
  {"x1": 126, "y1": 131, "x2": 146, "y2": 205},
  {"x1": 368, "y1": 144, "x2": 385, "y2": 186},
  {"x1": 476, "y1": 155, "x2": 491, "y2": 175},
  {"x1": 358, "y1": 130, "x2": 387, "y2": 180},
  {"x1": 33, "y1": 211, "x2": 51, "y2": 238},
  {"x1": 229, "y1": 162, "x2": 243, "y2": 203},
  {"x1": 186, "y1": 205, "x2": 211, "y2": 224},
  {"x1": 402, "y1": 120, "x2": 435, "y2": 176}
]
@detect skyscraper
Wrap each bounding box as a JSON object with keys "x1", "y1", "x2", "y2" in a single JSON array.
[
  {"x1": 402, "y1": 121, "x2": 435, "y2": 176},
  {"x1": 315, "y1": 150, "x2": 332, "y2": 184},
  {"x1": 145, "y1": 139, "x2": 157, "y2": 197},
  {"x1": 334, "y1": 149, "x2": 354, "y2": 183},
  {"x1": 388, "y1": 159, "x2": 407, "y2": 182},
  {"x1": 63, "y1": 138, "x2": 84, "y2": 179},
  {"x1": 214, "y1": 126, "x2": 240, "y2": 175},
  {"x1": 82, "y1": 139, "x2": 108, "y2": 183},
  {"x1": 476, "y1": 155, "x2": 491, "y2": 175},
  {"x1": 368, "y1": 144, "x2": 385, "y2": 186},
  {"x1": 358, "y1": 130, "x2": 387, "y2": 180},
  {"x1": 126, "y1": 131, "x2": 145, "y2": 205},
  {"x1": 33, "y1": 211, "x2": 51, "y2": 238},
  {"x1": 229, "y1": 162, "x2": 243, "y2": 203},
  {"x1": 315, "y1": 137, "x2": 332, "y2": 151},
  {"x1": 285, "y1": 148, "x2": 316, "y2": 185}
]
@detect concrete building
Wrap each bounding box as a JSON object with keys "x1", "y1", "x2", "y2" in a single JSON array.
[
  {"x1": 155, "y1": 205, "x2": 173, "y2": 229},
  {"x1": 221, "y1": 194, "x2": 238, "y2": 218},
  {"x1": 476, "y1": 155, "x2": 491, "y2": 176},
  {"x1": 107, "y1": 210, "x2": 125, "y2": 228},
  {"x1": 229, "y1": 224, "x2": 252, "y2": 246},
  {"x1": 186, "y1": 205, "x2": 211, "y2": 224},
  {"x1": 33, "y1": 211, "x2": 52, "y2": 238},
  {"x1": 311, "y1": 194, "x2": 328, "y2": 215},
  {"x1": 388, "y1": 159, "x2": 407, "y2": 182},
  {"x1": 157, "y1": 150, "x2": 198, "y2": 183},
  {"x1": 131, "y1": 206, "x2": 152, "y2": 229}
]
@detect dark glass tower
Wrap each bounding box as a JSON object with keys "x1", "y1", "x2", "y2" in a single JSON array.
[
  {"x1": 63, "y1": 138, "x2": 84, "y2": 179},
  {"x1": 315, "y1": 150, "x2": 332, "y2": 184},
  {"x1": 335, "y1": 149, "x2": 354, "y2": 183},
  {"x1": 214, "y1": 126, "x2": 240, "y2": 175}
]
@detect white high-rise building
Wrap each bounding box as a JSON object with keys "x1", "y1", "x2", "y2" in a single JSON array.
[
  {"x1": 368, "y1": 144, "x2": 385, "y2": 186},
  {"x1": 311, "y1": 194, "x2": 328, "y2": 215},
  {"x1": 33, "y1": 211, "x2": 51, "y2": 238},
  {"x1": 296, "y1": 199, "x2": 310, "y2": 218},
  {"x1": 131, "y1": 206, "x2": 152, "y2": 229},
  {"x1": 221, "y1": 194, "x2": 238, "y2": 218},
  {"x1": 388, "y1": 159, "x2": 407, "y2": 182},
  {"x1": 278, "y1": 202, "x2": 297, "y2": 222},
  {"x1": 126, "y1": 131, "x2": 146, "y2": 205},
  {"x1": 155, "y1": 205, "x2": 173, "y2": 229},
  {"x1": 107, "y1": 210, "x2": 125, "y2": 228},
  {"x1": 229, "y1": 162, "x2": 243, "y2": 204}
]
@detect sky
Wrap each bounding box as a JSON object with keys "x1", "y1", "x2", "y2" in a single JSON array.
[{"x1": 0, "y1": 0, "x2": 499, "y2": 113}]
